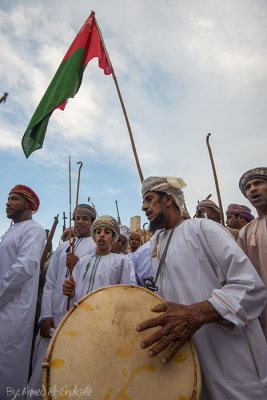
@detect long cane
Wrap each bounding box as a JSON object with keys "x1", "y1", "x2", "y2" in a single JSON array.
[
  {"x1": 67, "y1": 161, "x2": 83, "y2": 311},
  {"x1": 143, "y1": 222, "x2": 148, "y2": 243}
]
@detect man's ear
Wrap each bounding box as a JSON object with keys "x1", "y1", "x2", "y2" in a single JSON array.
[
  {"x1": 164, "y1": 194, "x2": 174, "y2": 207},
  {"x1": 24, "y1": 199, "x2": 32, "y2": 210}
]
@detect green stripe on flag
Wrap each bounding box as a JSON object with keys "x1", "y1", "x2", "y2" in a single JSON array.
[{"x1": 22, "y1": 48, "x2": 86, "y2": 158}]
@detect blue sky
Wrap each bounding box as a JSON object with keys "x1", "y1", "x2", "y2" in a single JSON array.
[{"x1": 0, "y1": 0, "x2": 267, "y2": 246}]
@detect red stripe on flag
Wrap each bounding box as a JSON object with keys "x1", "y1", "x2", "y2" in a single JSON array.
[{"x1": 62, "y1": 12, "x2": 112, "y2": 75}]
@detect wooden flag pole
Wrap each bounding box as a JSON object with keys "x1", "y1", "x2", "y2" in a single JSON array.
[
  {"x1": 93, "y1": 12, "x2": 144, "y2": 183},
  {"x1": 206, "y1": 134, "x2": 225, "y2": 226}
]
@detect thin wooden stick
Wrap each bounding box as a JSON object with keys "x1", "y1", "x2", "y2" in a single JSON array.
[
  {"x1": 68, "y1": 156, "x2": 72, "y2": 251},
  {"x1": 67, "y1": 161, "x2": 83, "y2": 311},
  {"x1": 70, "y1": 162, "x2": 83, "y2": 257},
  {"x1": 115, "y1": 200, "x2": 121, "y2": 225},
  {"x1": 88, "y1": 197, "x2": 98, "y2": 217},
  {"x1": 93, "y1": 12, "x2": 144, "y2": 183},
  {"x1": 206, "y1": 134, "x2": 225, "y2": 226}
]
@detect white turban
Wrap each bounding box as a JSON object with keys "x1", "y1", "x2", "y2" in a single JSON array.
[
  {"x1": 119, "y1": 225, "x2": 131, "y2": 241},
  {"x1": 142, "y1": 176, "x2": 186, "y2": 213}
]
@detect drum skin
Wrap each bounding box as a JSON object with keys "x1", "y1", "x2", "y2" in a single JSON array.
[{"x1": 42, "y1": 285, "x2": 201, "y2": 400}]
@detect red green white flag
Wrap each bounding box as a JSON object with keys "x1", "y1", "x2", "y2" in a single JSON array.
[{"x1": 22, "y1": 11, "x2": 112, "y2": 158}]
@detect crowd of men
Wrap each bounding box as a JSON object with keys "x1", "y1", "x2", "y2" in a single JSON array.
[{"x1": 0, "y1": 166, "x2": 266, "y2": 400}]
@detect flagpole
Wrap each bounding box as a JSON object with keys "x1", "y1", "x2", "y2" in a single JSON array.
[
  {"x1": 206, "y1": 133, "x2": 225, "y2": 226},
  {"x1": 93, "y1": 12, "x2": 144, "y2": 183}
]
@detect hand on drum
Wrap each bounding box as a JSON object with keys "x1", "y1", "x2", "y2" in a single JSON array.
[
  {"x1": 40, "y1": 318, "x2": 54, "y2": 338},
  {"x1": 136, "y1": 300, "x2": 221, "y2": 364},
  {"x1": 66, "y1": 252, "x2": 79, "y2": 270},
  {"x1": 63, "y1": 275, "x2": 76, "y2": 298}
]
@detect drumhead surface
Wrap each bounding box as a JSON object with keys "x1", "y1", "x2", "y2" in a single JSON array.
[{"x1": 42, "y1": 285, "x2": 201, "y2": 400}]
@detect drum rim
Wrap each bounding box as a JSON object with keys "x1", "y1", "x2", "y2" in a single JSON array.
[{"x1": 41, "y1": 284, "x2": 201, "y2": 400}]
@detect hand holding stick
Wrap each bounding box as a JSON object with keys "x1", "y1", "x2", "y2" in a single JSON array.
[{"x1": 63, "y1": 276, "x2": 76, "y2": 298}]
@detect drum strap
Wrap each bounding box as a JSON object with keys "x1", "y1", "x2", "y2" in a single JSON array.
[{"x1": 143, "y1": 219, "x2": 184, "y2": 291}]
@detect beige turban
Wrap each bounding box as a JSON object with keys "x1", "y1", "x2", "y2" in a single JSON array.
[
  {"x1": 197, "y1": 199, "x2": 221, "y2": 217},
  {"x1": 91, "y1": 215, "x2": 120, "y2": 242},
  {"x1": 142, "y1": 176, "x2": 186, "y2": 213},
  {"x1": 73, "y1": 204, "x2": 97, "y2": 220}
]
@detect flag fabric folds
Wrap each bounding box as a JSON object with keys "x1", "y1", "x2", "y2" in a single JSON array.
[{"x1": 22, "y1": 11, "x2": 112, "y2": 158}]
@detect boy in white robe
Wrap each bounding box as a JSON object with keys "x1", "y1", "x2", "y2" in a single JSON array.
[
  {"x1": 111, "y1": 224, "x2": 137, "y2": 285},
  {"x1": 27, "y1": 204, "x2": 97, "y2": 400},
  {"x1": 127, "y1": 232, "x2": 142, "y2": 285},
  {"x1": 63, "y1": 215, "x2": 131, "y2": 303},
  {"x1": 0, "y1": 185, "x2": 46, "y2": 400},
  {"x1": 136, "y1": 176, "x2": 267, "y2": 400}
]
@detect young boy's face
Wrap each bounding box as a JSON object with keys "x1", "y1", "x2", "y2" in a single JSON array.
[
  {"x1": 129, "y1": 236, "x2": 140, "y2": 252},
  {"x1": 94, "y1": 227, "x2": 114, "y2": 254},
  {"x1": 111, "y1": 234, "x2": 127, "y2": 254}
]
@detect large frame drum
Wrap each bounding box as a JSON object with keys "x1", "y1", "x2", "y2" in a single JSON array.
[{"x1": 42, "y1": 285, "x2": 201, "y2": 399}]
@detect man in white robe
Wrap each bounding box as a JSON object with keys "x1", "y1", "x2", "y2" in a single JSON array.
[
  {"x1": 136, "y1": 176, "x2": 267, "y2": 400},
  {"x1": 27, "y1": 204, "x2": 97, "y2": 399},
  {"x1": 0, "y1": 185, "x2": 46, "y2": 400},
  {"x1": 128, "y1": 240, "x2": 152, "y2": 286},
  {"x1": 111, "y1": 225, "x2": 137, "y2": 285},
  {"x1": 238, "y1": 167, "x2": 267, "y2": 339}
]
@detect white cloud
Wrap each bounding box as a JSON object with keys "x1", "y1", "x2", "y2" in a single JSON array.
[
  {"x1": 104, "y1": 187, "x2": 121, "y2": 195},
  {"x1": 0, "y1": 0, "x2": 266, "y2": 239},
  {"x1": 0, "y1": 124, "x2": 20, "y2": 150}
]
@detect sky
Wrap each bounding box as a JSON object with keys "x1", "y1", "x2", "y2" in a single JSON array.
[{"x1": 0, "y1": 0, "x2": 266, "y2": 247}]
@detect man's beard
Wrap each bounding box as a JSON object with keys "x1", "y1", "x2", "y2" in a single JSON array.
[{"x1": 149, "y1": 202, "x2": 168, "y2": 232}]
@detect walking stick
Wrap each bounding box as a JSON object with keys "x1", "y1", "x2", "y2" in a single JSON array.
[
  {"x1": 206, "y1": 134, "x2": 225, "y2": 225},
  {"x1": 143, "y1": 223, "x2": 148, "y2": 243}
]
